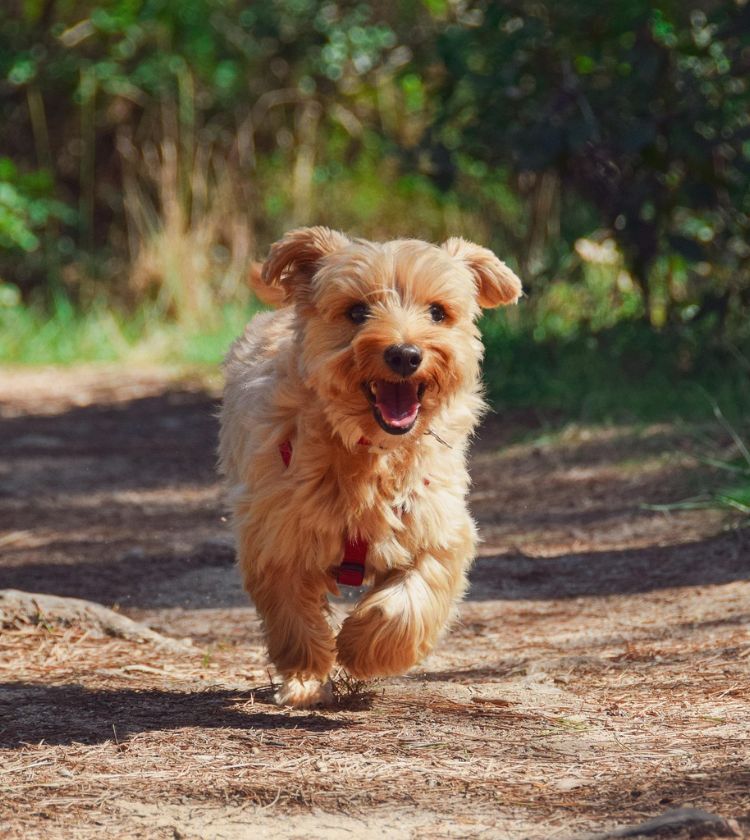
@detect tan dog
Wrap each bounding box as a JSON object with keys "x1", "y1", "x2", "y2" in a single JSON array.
[{"x1": 219, "y1": 228, "x2": 522, "y2": 707}]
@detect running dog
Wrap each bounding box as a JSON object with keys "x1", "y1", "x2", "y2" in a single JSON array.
[{"x1": 219, "y1": 227, "x2": 522, "y2": 707}]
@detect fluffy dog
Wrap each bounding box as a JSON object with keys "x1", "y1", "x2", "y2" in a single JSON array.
[{"x1": 219, "y1": 227, "x2": 522, "y2": 707}]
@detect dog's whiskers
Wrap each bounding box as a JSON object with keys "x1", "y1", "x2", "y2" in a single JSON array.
[{"x1": 425, "y1": 428, "x2": 452, "y2": 448}]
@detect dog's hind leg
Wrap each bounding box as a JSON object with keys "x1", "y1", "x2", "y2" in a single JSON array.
[
  {"x1": 336, "y1": 524, "x2": 474, "y2": 679},
  {"x1": 246, "y1": 571, "x2": 336, "y2": 707}
]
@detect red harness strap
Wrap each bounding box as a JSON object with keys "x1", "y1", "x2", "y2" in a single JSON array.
[
  {"x1": 278, "y1": 438, "x2": 367, "y2": 587},
  {"x1": 279, "y1": 439, "x2": 293, "y2": 468}
]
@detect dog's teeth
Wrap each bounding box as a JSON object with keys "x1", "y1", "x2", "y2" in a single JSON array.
[{"x1": 369, "y1": 382, "x2": 377, "y2": 396}]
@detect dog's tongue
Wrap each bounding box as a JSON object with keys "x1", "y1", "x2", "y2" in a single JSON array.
[{"x1": 375, "y1": 380, "x2": 420, "y2": 428}]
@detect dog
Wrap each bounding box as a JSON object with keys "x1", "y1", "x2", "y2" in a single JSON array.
[{"x1": 219, "y1": 227, "x2": 522, "y2": 707}]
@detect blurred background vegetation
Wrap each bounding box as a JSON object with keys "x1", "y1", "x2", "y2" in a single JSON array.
[{"x1": 1, "y1": 0, "x2": 749, "y2": 423}]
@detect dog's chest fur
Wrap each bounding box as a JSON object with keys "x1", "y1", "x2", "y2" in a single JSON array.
[{"x1": 282, "y1": 433, "x2": 470, "y2": 573}]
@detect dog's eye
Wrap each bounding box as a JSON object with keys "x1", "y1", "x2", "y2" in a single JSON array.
[
  {"x1": 347, "y1": 303, "x2": 370, "y2": 324},
  {"x1": 429, "y1": 303, "x2": 446, "y2": 323}
]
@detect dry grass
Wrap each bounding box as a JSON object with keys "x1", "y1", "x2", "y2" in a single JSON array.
[
  {"x1": 2, "y1": 580, "x2": 749, "y2": 839},
  {"x1": 119, "y1": 111, "x2": 253, "y2": 327}
]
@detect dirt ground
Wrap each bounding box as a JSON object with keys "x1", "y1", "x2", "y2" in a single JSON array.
[{"x1": 1, "y1": 366, "x2": 748, "y2": 839}]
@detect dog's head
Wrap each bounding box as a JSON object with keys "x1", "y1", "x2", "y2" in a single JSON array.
[{"x1": 258, "y1": 227, "x2": 522, "y2": 446}]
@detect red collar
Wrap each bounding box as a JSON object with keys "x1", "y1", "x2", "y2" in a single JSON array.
[{"x1": 279, "y1": 438, "x2": 368, "y2": 587}]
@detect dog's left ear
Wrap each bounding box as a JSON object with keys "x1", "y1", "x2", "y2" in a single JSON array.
[
  {"x1": 442, "y1": 237, "x2": 523, "y2": 308},
  {"x1": 260, "y1": 226, "x2": 350, "y2": 303}
]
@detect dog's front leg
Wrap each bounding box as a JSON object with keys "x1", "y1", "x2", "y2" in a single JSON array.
[
  {"x1": 247, "y1": 571, "x2": 336, "y2": 707},
  {"x1": 336, "y1": 542, "x2": 470, "y2": 679}
]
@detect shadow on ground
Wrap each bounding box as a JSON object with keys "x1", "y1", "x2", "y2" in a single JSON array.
[
  {"x1": 469, "y1": 529, "x2": 750, "y2": 600},
  {"x1": 2, "y1": 528, "x2": 749, "y2": 610},
  {"x1": 0, "y1": 390, "x2": 219, "y2": 496},
  {"x1": 0, "y1": 682, "x2": 351, "y2": 747}
]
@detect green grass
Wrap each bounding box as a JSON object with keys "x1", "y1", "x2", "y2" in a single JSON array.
[
  {"x1": 0, "y1": 295, "x2": 258, "y2": 366},
  {"x1": 707, "y1": 405, "x2": 750, "y2": 514},
  {"x1": 481, "y1": 311, "x2": 750, "y2": 424}
]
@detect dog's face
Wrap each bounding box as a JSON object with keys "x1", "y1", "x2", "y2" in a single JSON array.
[{"x1": 260, "y1": 227, "x2": 522, "y2": 446}]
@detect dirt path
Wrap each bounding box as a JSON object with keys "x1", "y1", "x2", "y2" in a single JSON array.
[{"x1": 1, "y1": 367, "x2": 748, "y2": 839}]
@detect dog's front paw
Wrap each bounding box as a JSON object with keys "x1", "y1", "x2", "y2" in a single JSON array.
[
  {"x1": 336, "y1": 606, "x2": 425, "y2": 679},
  {"x1": 275, "y1": 676, "x2": 333, "y2": 709}
]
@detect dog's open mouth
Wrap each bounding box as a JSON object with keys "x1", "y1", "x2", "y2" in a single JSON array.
[{"x1": 362, "y1": 380, "x2": 426, "y2": 435}]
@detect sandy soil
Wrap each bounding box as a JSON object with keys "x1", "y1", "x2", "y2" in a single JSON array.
[{"x1": 0, "y1": 366, "x2": 748, "y2": 839}]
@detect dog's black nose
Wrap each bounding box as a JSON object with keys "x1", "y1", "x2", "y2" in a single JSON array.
[{"x1": 384, "y1": 343, "x2": 423, "y2": 377}]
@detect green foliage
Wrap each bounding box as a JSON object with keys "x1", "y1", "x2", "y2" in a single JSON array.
[
  {"x1": 0, "y1": 158, "x2": 74, "y2": 251},
  {"x1": 3, "y1": 1, "x2": 749, "y2": 324},
  {"x1": 481, "y1": 311, "x2": 750, "y2": 423},
  {"x1": 430, "y1": 2, "x2": 750, "y2": 327}
]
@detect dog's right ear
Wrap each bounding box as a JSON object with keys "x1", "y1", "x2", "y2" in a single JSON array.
[{"x1": 259, "y1": 227, "x2": 350, "y2": 304}]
